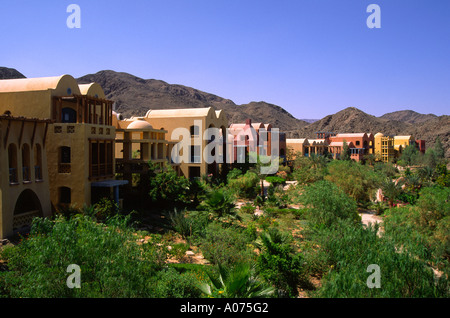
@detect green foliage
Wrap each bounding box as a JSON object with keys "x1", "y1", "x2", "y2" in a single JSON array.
[
  {"x1": 292, "y1": 155, "x2": 328, "y2": 184},
  {"x1": 309, "y1": 219, "x2": 449, "y2": 298},
  {"x1": 147, "y1": 163, "x2": 191, "y2": 209},
  {"x1": 266, "y1": 176, "x2": 286, "y2": 187},
  {"x1": 381, "y1": 178, "x2": 404, "y2": 207},
  {"x1": 93, "y1": 197, "x2": 119, "y2": 221},
  {"x1": 200, "y1": 189, "x2": 240, "y2": 222},
  {"x1": 325, "y1": 160, "x2": 382, "y2": 203},
  {"x1": 150, "y1": 267, "x2": 203, "y2": 298},
  {"x1": 0, "y1": 215, "x2": 167, "y2": 297},
  {"x1": 341, "y1": 140, "x2": 350, "y2": 161},
  {"x1": 300, "y1": 180, "x2": 360, "y2": 229},
  {"x1": 199, "y1": 263, "x2": 275, "y2": 298},
  {"x1": 256, "y1": 227, "x2": 307, "y2": 297},
  {"x1": 227, "y1": 170, "x2": 260, "y2": 199},
  {"x1": 198, "y1": 222, "x2": 256, "y2": 267}
]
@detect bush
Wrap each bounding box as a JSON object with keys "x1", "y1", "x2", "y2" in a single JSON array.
[
  {"x1": 0, "y1": 215, "x2": 167, "y2": 297},
  {"x1": 199, "y1": 222, "x2": 256, "y2": 267},
  {"x1": 325, "y1": 160, "x2": 382, "y2": 203},
  {"x1": 256, "y1": 227, "x2": 307, "y2": 297},
  {"x1": 300, "y1": 180, "x2": 360, "y2": 229},
  {"x1": 311, "y1": 220, "x2": 449, "y2": 298},
  {"x1": 228, "y1": 171, "x2": 260, "y2": 199}
]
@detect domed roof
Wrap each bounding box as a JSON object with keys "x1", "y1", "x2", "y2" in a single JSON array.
[
  {"x1": 374, "y1": 132, "x2": 384, "y2": 137},
  {"x1": 127, "y1": 118, "x2": 153, "y2": 130}
]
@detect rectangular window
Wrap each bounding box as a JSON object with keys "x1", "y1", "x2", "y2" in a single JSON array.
[{"x1": 190, "y1": 145, "x2": 201, "y2": 163}]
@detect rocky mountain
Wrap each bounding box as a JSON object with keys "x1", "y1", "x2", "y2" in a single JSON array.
[
  {"x1": 291, "y1": 107, "x2": 449, "y2": 158},
  {"x1": 77, "y1": 70, "x2": 310, "y2": 132},
  {"x1": 380, "y1": 110, "x2": 438, "y2": 124},
  {"x1": 0, "y1": 67, "x2": 26, "y2": 79},
  {"x1": 1, "y1": 67, "x2": 448, "y2": 157}
]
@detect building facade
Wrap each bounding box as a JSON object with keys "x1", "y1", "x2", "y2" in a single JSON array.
[
  {"x1": 0, "y1": 115, "x2": 52, "y2": 239},
  {"x1": 0, "y1": 75, "x2": 127, "y2": 211}
]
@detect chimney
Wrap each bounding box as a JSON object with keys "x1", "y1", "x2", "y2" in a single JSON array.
[{"x1": 245, "y1": 118, "x2": 252, "y2": 125}]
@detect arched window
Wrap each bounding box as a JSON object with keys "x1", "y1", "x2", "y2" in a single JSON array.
[
  {"x1": 8, "y1": 144, "x2": 18, "y2": 183},
  {"x1": 61, "y1": 107, "x2": 77, "y2": 123},
  {"x1": 22, "y1": 144, "x2": 31, "y2": 181},
  {"x1": 34, "y1": 144, "x2": 43, "y2": 180}
]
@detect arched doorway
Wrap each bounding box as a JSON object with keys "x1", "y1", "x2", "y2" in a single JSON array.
[{"x1": 13, "y1": 189, "x2": 43, "y2": 230}]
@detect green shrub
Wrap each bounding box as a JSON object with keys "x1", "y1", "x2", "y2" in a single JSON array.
[
  {"x1": 312, "y1": 220, "x2": 449, "y2": 298},
  {"x1": 300, "y1": 180, "x2": 360, "y2": 229},
  {"x1": 199, "y1": 222, "x2": 256, "y2": 266},
  {"x1": 0, "y1": 215, "x2": 166, "y2": 298},
  {"x1": 256, "y1": 227, "x2": 307, "y2": 297},
  {"x1": 150, "y1": 267, "x2": 203, "y2": 298},
  {"x1": 228, "y1": 171, "x2": 260, "y2": 199}
]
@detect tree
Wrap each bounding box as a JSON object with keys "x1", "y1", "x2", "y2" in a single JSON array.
[
  {"x1": 200, "y1": 189, "x2": 241, "y2": 222},
  {"x1": 300, "y1": 180, "x2": 360, "y2": 228},
  {"x1": 434, "y1": 137, "x2": 445, "y2": 161},
  {"x1": 381, "y1": 178, "x2": 404, "y2": 207},
  {"x1": 256, "y1": 228, "x2": 306, "y2": 297},
  {"x1": 147, "y1": 162, "x2": 191, "y2": 209},
  {"x1": 341, "y1": 140, "x2": 350, "y2": 161},
  {"x1": 400, "y1": 144, "x2": 420, "y2": 166}
]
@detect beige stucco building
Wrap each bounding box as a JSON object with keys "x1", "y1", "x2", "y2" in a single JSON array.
[
  {"x1": 0, "y1": 115, "x2": 52, "y2": 239},
  {"x1": 0, "y1": 75, "x2": 126, "y2": 213},
  {"x1": 113, "y1": 114, "x2": 181, "y2": 186},
  {"x1": 141, "y1": 107, "x2": 229, "y2": 179}
]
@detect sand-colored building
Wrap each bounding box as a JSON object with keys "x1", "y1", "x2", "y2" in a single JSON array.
[
  {"x1": 0, "y1": 115, "x2": 52, "y2": 239},
  {"x1": 374, "y1": 133, "x2": 424, "y2": 163},
  {"x1": 112, "y1": 114, "x2": 181, "y2": 186},
  {"x1": 142, "y1": 107, "x2": 229, "y2": 179},
  {"x1": 286, "y1": 138, "x2": 310, "y2": 158},
  {"x1": 0, "y1": 75, "x2": 127, "y2": 211}
]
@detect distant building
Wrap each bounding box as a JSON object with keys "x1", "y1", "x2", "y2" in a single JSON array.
[
  {"x1": 374, "y1": 133, "x2": 423, "y2": 163},
  {"x1": 327, "y1": 133, "x2": 374, "y2": 162},
  {"x1": 228, "y1": 119, "x2": 286, "y2": 164}
]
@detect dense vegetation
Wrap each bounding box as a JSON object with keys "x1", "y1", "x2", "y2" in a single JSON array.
[{"x1": 1, "y1": 141, "x2": 449, "y2": 298}]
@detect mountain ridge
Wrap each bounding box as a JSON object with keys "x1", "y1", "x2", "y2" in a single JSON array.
[{"x1": 1, "y1": 67, "x2": 448, "y2": 157}]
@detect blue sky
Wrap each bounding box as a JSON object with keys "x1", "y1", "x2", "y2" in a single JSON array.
[{"x1": 1, "y1": 0, "x2": 449, "y2": 119}]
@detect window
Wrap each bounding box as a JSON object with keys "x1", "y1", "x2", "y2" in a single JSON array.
[
  {"x1": 59, "y1": 187, "x2": 71, "y2": 204},
  {"x1": 59, "y1": 146, "x2": 71, "y2": 173},
  {"x1": 190, "y1": 145, "x2": 201, "y2": 163},
  {"x1": 90, "y1": 140, "x2": 114, "y2": 178},
  {"x1": 355, "y1": 140, "x2": 360, "y2": 146},
  {"x1": 22, "y1": 144, "x2": 31, "y2": 182},
  {"x1": 34, "y1": 144, "x2": 43, "y2": 181},
  {"x1": 190, "y1": 125, "x2": 199, "y2": 137},
  {"x1": 8, "y1": 144, "x2": 18, "y2": 184},
  {"x1": 61, "y1": 107, "x2": 77, "y2": 123}
]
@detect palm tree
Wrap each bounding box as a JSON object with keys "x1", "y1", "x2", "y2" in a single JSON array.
[
  {"x1": 199, "y1": 263, "x2": 275, "y2": 298},
  {"x1": 381, "y1": 178, "x2": 404, "y2": 207},
  {"x1": 201, "y1": 189, "x2": 241, "y2": 222}
]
